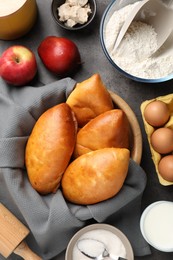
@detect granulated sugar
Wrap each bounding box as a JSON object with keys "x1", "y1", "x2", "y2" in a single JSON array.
[
  {"x1": 73, "y1": 229, "x2": 127, "y2": 259},
  {"x1": 105, "y1": 1, "x2": 173, "y2": 79}
]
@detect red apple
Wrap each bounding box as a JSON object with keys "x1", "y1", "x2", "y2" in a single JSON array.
[
  {"x1": 0, "y1": 45, "x2": 37, "y2": 86},
  {"x1": 38, "y1": 36, "x2": 81, "y2": 76}
]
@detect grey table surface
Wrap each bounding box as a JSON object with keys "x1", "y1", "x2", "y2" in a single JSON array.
[{"x1": 1, "y1": 0, "x2": 173, "y2": 259}]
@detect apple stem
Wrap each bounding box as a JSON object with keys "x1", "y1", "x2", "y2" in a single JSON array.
[{"x1": 14, "y1": 56, "x2": 20, "y2": 63}]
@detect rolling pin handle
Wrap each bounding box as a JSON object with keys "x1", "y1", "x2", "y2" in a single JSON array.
[{"x1": 14, "y1": 240, "x2": 42, "y2": 260}]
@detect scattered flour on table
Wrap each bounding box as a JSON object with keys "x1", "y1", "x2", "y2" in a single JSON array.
[{"x1": 104, "y1": 1, "x2": 173, "y2": 79}]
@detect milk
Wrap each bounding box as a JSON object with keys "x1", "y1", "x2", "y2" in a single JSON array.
[
  {"x1": 141, "y1": 201, "x2": 173, "y2": 252},
  {"x1": 0, "y1": 0, "x2": 26, "y2": 16},
  {"x1": 0, "y1": 0, "x2": 37, "y2": 40}
]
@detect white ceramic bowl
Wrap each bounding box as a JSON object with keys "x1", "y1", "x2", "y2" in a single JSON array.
[
  {"x1": 65, "y1": 223, "x2": 134, "y2": 260},
  {"x1": 100, "y1": 0, "x2": 173, "y2": 83},
  {"x1": 140, "y1": 201, "x2": 173, "y2": 252}
]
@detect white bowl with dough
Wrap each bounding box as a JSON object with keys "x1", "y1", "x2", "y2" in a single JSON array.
[{"x1": 100, "y1": 0, "x2": 173, "y2": 83}]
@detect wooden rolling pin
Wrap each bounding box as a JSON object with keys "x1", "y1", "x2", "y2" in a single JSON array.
[{"x1": 0, "y1": 203, "x2": 42, "y2": 259}]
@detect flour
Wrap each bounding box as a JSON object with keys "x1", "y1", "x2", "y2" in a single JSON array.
[
  {"x1": 104, "y1": 1, "x2": 173, "y2": 79},
  {"x1": 114, "y1": 21, "x2": 158, "y2": 61}
]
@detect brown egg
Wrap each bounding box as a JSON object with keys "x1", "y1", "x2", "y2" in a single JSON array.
[
  {"x1": 144, "y1": 100, "x2": 170, "y2": 127},
  {"x1": 150, "y1": 127, "x2": 173, "y2": 154},
  {"x1": 158, "y1": 155, "x2": 173, "y2": 182}
]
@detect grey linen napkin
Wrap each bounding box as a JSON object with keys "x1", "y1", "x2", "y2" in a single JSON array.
[{"x1": 0, "y1": 78, "x2": 151, "y2": 259}]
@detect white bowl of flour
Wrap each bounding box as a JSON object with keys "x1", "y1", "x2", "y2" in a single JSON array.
[{"x1": 100, "y1": 0, "x2": 173, "y2": 83}]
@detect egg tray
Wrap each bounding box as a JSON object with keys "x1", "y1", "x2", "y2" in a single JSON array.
[{"x1": 140, "y1": 93, "x2": 173, "y2": 186}]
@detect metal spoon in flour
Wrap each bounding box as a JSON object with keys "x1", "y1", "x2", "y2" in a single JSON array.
[
  {"x1": 77, "y1": 238, "x2": 127, "y2": 260},
  {"x1": 114, "y1": 0, "x2": 173, "y2": 55}
]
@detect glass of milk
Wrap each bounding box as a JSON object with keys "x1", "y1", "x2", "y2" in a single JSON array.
[{"x1": 140, "y1": 200, "x2": 173, "y2": 252}]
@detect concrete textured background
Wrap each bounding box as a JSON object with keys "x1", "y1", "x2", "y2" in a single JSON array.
[{"x1": 1, "y1": 0, "x2": 173, "y2": 259}]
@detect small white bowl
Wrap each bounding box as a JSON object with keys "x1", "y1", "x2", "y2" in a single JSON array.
[
  {"x1": 65, "y1": 223, "x2": 134, "y2": 260},
  {"x1": 140, "y1": 201, "x2": 173, "y2": 252}
]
